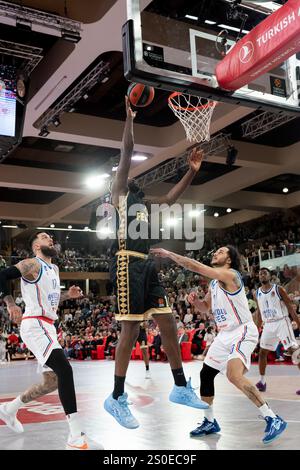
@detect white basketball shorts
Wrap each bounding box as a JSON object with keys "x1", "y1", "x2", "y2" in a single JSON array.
[
  {"x1": 204, "y1": 322, "x2": 259, "y2": 373},
  {"x1": 260, "y1": 317, "x2": 298, "y2": 351}
]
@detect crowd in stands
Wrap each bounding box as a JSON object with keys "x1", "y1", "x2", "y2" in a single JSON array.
[
  {"x1": 0, "y1": 208, "x2": 299, "y2": 363},
  {"x1": 0, "y1": 259, "x2": 299, "y2": 364},
  {"x1": 0, "y1": 247, "x2": 109, "y2": 273}
]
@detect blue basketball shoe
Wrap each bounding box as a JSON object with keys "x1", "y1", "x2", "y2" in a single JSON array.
[
  {"x1": 104, "y1": 393, "x2": 139, "y2": 429},
  {"x1": 263, "y1": 415, "x2": 287, "y2": 444},
  {"x1": 190, "y1": 417, "x2": 221, "y2": 437},
  {"x1": 169, "y1": 378, "x2": 209, "y2": 409}
]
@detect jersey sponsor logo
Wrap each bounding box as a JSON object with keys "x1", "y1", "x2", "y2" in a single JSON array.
[
  {"x1": 213, "y1": 308, "x2": 227, "y2": 323},
  {"x1": 263, "y1": 308, "x2": 277, "y2": 319},
  {"x1": 48, "y1": 292, "x2": 60, "y2": 307}
]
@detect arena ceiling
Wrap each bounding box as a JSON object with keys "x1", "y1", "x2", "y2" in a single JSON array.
[{"x1": 0, "y1": 0, "x2": 299, "y2": 238}]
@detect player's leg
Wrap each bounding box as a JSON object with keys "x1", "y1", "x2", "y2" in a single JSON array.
[
  {"x1": 276, "y1": 318, "x2": 300, "y2": 394},
  {"x1": 190, "y1": 363, "x2": 220, "y2": 437},
  {"x1": 227, "y1": 334, "x2": 287, "y2": 444},
  {"x1": 114, "y1": 320, "x2": 140, "y2": 394},
  {"x1": 256, "y1": 347, "x2": 269, "y2": 391},
  {"x1": 104, "y1": 320, "x2": 140, "y2": 429},
  {"x1": 45, "y1": 349, "x2": 103, "y2": 449},
  {"x1": 141, "y1": 344, "x2": 150, "y2": 378},
  {"x1": 18, "y1": 320, "x2": 102, "y2": 449},
  {"x1": 0, "y1": 371, "x2": 57, "y2": 433},
  {"x1": 153, "y1": 313, "x2": 207, "y2": 410},
  {"x1": 256, "y1": 324, "x2": 278, "y2": 392}
]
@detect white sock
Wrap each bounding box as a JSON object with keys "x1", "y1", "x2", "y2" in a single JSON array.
[
  {"x1": 5, "y1": 396, "x2": 23, "y2": 415},
  {"x1": 204, "y1": 405, "x2": 214, "y2": 423},
  {"x1": 67, "y1": 412, "x2": 82, "y2": 438},
  {"x1": 259, "y1": 403, "x2": 276, "y2": 419},
  {"x1": 260, "y1": 376, "x2": 266, "y2": 385}
]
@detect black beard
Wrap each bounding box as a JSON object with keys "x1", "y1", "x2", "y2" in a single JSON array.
[
  {"x1": 40, "y1": 246, "x2": 58, "y2": 258},
  {"x1": 261, "y1": 279, "x2": 269, "y2": 285}
]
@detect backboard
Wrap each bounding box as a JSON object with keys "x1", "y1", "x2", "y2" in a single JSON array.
[{"x1": 123, "y1": 0, "x2": 300, "y2": 114}]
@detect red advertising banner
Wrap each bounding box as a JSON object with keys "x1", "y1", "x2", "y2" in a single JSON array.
[{"x1": 216, "y1": 0, "x2": 300, "y2": 91}]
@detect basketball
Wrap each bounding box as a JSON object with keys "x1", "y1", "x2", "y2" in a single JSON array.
[{"x1": 127, "y1": 82, "x2": 155, "y2": 107}]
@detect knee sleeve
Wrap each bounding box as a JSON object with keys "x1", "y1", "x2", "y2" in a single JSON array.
[
  {"x1": 46, "y1": 349, "x2": 73, "y2": 378},
  {"x1": 200, "y1": 363, "x2": 220, "y2": 397},
  {"x1": 46, "y1": 349, "x2": 76, "y2": 415}
]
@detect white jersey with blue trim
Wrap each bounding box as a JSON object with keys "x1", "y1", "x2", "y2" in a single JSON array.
[
  {"x1": 21, "y1": 257, "x2": 61, "y2": 321},
  {"x1": 256, "y1": 284, "x2": 288, "y2": 322},
  {"x1": 210, "y1": 270, "x2": 253, "y2": 331}
]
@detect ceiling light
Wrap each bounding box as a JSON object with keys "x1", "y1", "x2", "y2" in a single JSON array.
[
  {"x1": 101, "y1": 77, "x2": 110, "y2": 83},
  {"x1": 214, "y1": 212, "x2": 219, "y2": 218},
  {"x1": 185, "y1": 15, "x2": 198, "y2": 20},
  {"x1": 112, "y1": 166, "x2": 119, "y2": 172},
  {"x1": 205, "y1": 20, "x2": 217, "y2": 25},
  {"x1": 282, "y1": 187, "x2": 289, "y2": 193},
  {"x1": 189, "y1": 209, "x2": 206, "y2": 217},
  {"x1": 66, "y1": 236, "x2": 69, "y2": 239},
  {"x1": 85, "y1": 174, "x2": 110, "y2": 189},
  {"x1": 160, "y1": 228, "x2": 165, "y2": 232},
  {"x1": 83, "y1": 93, "x2": 89, "y2": 100},
  {"x1": 52, "y1": 116, "x2": 61, "y2": 127},
  {"x1": 226, "y1": 208, "x2": 232, "y2": 213},
  {"x1": 218, "y1": 24, "x2": 249, "y2": 35},
  {"x1": 132, "y1": 155, "x2": 148, "y2": 161},
  {"x1": 36, "y1": 226, "x2": 98, "y2": 233},
  {"x1": 50, "y1": 224, "x2": 55, "y2": 228},
  {"x1": 98, "y1": 227, "x2": 113, "y2": 235},
  {"x1": 2, "y1": 225, "x2": 18, "y2": 228},
  {"x1": 68, "y1": 225, "x2": 72, "y2": 229},
  {"x1": 38, "y1": 126, "x2": 50, "y2": 137},
  {"x1": 84, "y1": 226, "x2": 89, "y2": 231}
]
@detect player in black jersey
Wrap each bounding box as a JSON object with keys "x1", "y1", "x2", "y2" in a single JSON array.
[{"x1": 104, "y1": 97, "x2": 209, "y2": 429}]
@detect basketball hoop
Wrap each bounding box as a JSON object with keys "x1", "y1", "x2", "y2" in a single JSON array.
[{"x1": 168, "y1": 92, "x2": 217, "y2": 143}]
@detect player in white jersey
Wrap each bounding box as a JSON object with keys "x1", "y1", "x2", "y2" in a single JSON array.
[
  {"x1": 0, "y1": 231, "x2": 103, "y2": 450},
  {"x1": 152, "y1": 245, "x2": 287, "y2": 444},
  {"x1": 255, "y1": 267, "x2": 300, "y2": 393}
]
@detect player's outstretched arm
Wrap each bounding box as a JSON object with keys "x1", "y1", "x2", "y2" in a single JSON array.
[
  {"x1": 151, "y1": 248, "x2": 236, "y2": 285},
  {"x1": 111, "y1": 96, "x2": 137, "y2": 207},
  {"x1": 152, "y1": 148, "x2": 204, "y2": 205},
  {"x1": 60, "y1": 285, "x2": 83, "y2": 304}
]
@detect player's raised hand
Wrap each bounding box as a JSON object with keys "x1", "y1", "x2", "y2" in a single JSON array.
[
  {"x1": 188, "y1": 148, "x2": 204, "y2": 173},
  {"x1": 68, "y1": 285, "x2": 83, "y2": 299},
  {"x1": 188, "y1": 291, "x2": 199, "y2": 306},
  {"x1": 125, "y1": 95, "x2": 137, "y2": 120}
]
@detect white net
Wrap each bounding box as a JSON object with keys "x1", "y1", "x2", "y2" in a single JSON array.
[{"x1": 168, "y1": 93, "x2": 217, "y2": 142}]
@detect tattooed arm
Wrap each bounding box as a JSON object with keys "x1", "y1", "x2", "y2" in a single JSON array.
[
  {"x1": 151, "y1": 248, "x2": 237, "y2": 286},
  {"x1": 0, "y1": 258, "x2": 40, "y2": 324}
]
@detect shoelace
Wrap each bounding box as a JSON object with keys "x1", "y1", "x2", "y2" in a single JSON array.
[{"x1": 117, "y1": 396, "x2": 134, "y2": 418}]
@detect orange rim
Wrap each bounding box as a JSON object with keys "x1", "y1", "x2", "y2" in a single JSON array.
[{"x1": 168, "y1": 92, "x2": 217, "y2": 112}]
